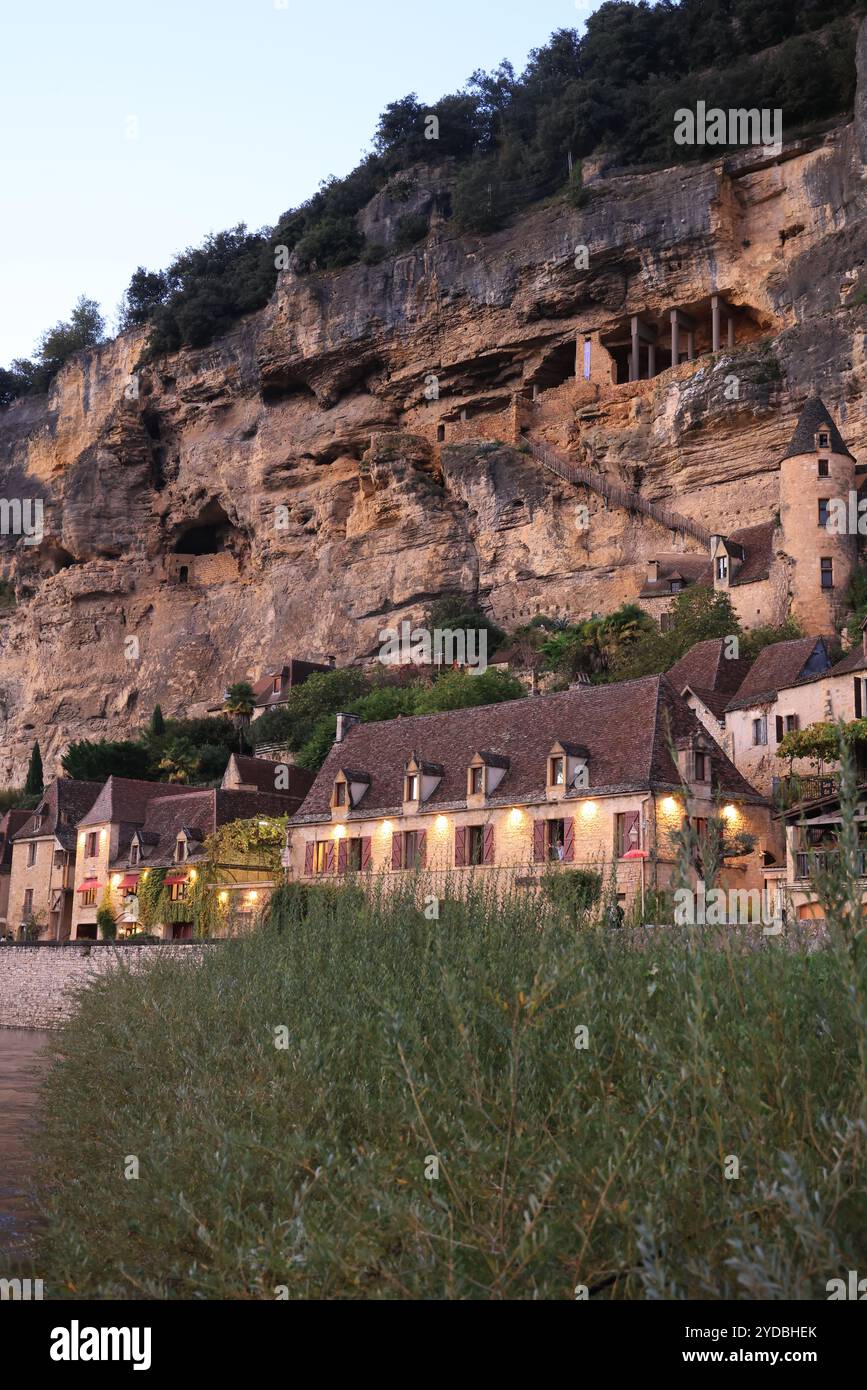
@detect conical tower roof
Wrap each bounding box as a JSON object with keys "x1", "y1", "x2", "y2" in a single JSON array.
[{"x1": 780, "y1": 395, "x2": 855, "y2": 461}]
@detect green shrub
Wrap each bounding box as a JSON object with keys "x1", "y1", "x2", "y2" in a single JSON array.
[
  {"x1": 393, "y1": 213, "x2": 429, "y2": 251},
  {"x1": 541, "y1": 867, "x2": 602, "y2": 917}
]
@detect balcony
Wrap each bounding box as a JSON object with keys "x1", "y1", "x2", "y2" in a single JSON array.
[
  {"x1": 795, "y1": 848, "x2": 867, "y2": 881},
  {"x1": 775, "y1": 774, "x2": 840, "y2": 808}
]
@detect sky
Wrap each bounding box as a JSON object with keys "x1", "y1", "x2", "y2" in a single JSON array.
[{"x1": 0, "y1": 0, "x2": 598, "y2": 367}]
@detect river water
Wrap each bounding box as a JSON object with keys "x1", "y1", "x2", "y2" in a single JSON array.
[{"x1": 0, "y1": 1029, "x2": 52, "y2": 1260}]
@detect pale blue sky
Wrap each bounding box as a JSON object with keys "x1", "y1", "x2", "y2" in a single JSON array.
[{"x1": 0, "y1": 0, "x2": 597, "y2": 366}]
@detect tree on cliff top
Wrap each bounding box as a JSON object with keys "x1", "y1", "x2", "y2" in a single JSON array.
[{"x1": 24, "y1": 741, "x2": 43, "y2": 797}]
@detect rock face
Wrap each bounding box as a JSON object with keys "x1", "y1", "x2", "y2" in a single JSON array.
[{"x1": 2, "y1": 23, "x2": 867, "y2": 784}]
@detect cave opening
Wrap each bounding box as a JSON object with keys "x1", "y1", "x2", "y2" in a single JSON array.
[
  {"x1": 172, "y1": 502, "x2": 240, "y2": 556},
  {"x1": 526, "y1": 342, "x2": 577, "y2": 394}
]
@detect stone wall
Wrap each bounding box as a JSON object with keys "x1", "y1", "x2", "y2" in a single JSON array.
[{"x1": 0, "y1": 942, "x2": 212, "y2": 1030}]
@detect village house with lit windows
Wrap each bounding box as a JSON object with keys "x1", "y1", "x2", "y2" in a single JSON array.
[
  {"x1": 6, "y1": 778, "x2": 102, "y2": 939},
  {"x1": 287, "y1": 676, "x2": 778, "y2": 914}
]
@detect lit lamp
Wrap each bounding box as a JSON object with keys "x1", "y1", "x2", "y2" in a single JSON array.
[{"x1": 722, "y1": 804, "x2": 737, "y2": 822}]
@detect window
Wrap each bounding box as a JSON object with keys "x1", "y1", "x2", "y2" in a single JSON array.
[
  {"x1": 79, "y1": 887, "x2": 96, "y2": 907},
  {"x1": 178, "y1": 565, "x2": 189, "y2": 584},
  {"x1": 856, "y1": 677, "x2": 865, "y2": 720},
  {"x1": 821, "y1": 557, "x2": 834, "y2": 590},
  {"x1": 85, "y1": 832, "x2": 98, "y2": 858},
  {"x1": 23, "y1": 889, "x2": 33, "y2": 916},
  {"x1": 437, "y1": 424, "x2": 446, "y2": 443},
  {"x1": 170, "y1": 880, "x2": 187, "y2": 902},
  {"x1": 176, "y1": 838, "x2": 187, "y2": 861},
  {"x1": 752, "y1": 716, "x2": 767, "y2": 746},
  {"x1": 818, "y1": 498, "x2": 830, "y2": 527},
  {"x1": 345, "y1": 838, "x2": 363, "y2": 873},
  {"x1": 818, "y1": 458, "x2": 829, "y2": 477},
  {"x1": 818, "y1": 431, "x2": 830, "y2": 449},
  {"x1": 313, "y1": 841, "x2": 330, "y2": 874},
  {"x1": 786, "y1": 714, "x2": 799, "y2": 734},
  {"x1": 670, "y1": 579, "x2": 683, "y2": 593},
  {"x1": 693, "y1": 751, "x2": 708, "y2": 781},
  {"x1": 716, "y1": 556, "x2": 728, "y2": 581},
  {"x1": 334, "y1": 781, "x2": 346, "y2": 806},
  {"x1": 546, "y1": 819, "x2": 566, "y2": 861},
  {"x1": 470, "y1": 766, "x2": 484, "y2": 795},
  {"x1": 615, "y1": 812, "x2": 641, "y2": 858},
  {"x1": 549, "y1": 757, "x2": 565, "y2": 787},
  {"x1": 26, "y1": 842, "x2": 37, "y2": 868},
  {"x1": 405, "y1": 773, "x2": 419, "y2": 802},
  {"x1": 403, "y1": 830, "x2": 422, "y2": 869},
  {"x1": 467, "y1": 825, "x2": 485, "y2": 866},
  {"x1": 130, "y1": 842, "x2": 140, "y2": 865}
]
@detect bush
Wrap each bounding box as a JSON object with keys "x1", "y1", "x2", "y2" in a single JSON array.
[
  {"x1": 33, "y1": 853, "x2": 867, "y2": 1299},
  {"x1": 541, "y1": 867, "x2": 602, "y2": 917},
  {"x1": 393, "y1": 213, "x2": 429, "y2": 251}
]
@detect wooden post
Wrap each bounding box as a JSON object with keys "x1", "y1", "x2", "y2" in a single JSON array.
[
  {"x1": 687, "y1": 329, "x2": 695, "y2": 362},
  {"x1": 631, "y1": 316, "x2": 640, "y2": 382},
  {"x1": 728, "y1": 315, "x2": 735, "y2": 349},
  {"x1": 670, "y1": 310, "x2": 679, "y2": 367},
  {"x1": 711, "y1": 295, "x2": 721, "y2": 353},
  {"x1": 648, "y1": 341, "x2": 657, "y2": 377}
]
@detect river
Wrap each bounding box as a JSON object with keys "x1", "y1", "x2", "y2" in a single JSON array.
[{"x1": 0, "y1": 1029, "x2": 52, "y2": 1260}]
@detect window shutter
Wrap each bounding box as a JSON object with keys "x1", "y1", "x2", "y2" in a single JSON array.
[
  {"x1": 563, "y1": 818, "x2": 575, "y2": 863},
  {"x1": 455, "y1": 827, "x2": 466, "y2": 868},
  {"x1": 337, "y1": 839, "x2": 347, "y2": 874},
  {"x1": 417, "y1": 830, "x2": 427, "y2": 868},
  {"x1": 304, "y1": 842, "x2": 314, "y2": 876},
  {"x1": 533, "y1": 821, "x2": 545, "y2": 863},
  {"x1": 483, "y1": 825, "x2": 495, "y2": 865},
  {"x1": 325, "y1": 842, "x2": 335, "y2": 874},
  {"x1": 775, "y1": 716, "x2": 784, "y2": 743},
  {"x1": 856, "y1": 678, "x2": 863, "y2": 719},
  {"x1": 391, "y1": 832, "x2": 403, "y2": 871},
  {"x1": 620, "y1": 811, "x2": 640, "y2": 856},
  {"x1": 361, "y1": 837, "x2": 372, "y2": 871}
]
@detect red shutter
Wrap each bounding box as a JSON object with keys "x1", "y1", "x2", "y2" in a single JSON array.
[
  {"x1": 533, "y1": 821, "x2": 545, "y2": 863},
  {"x1": 563, "y1": 818, "x2": 575, "y2": 863},
  {"x1": 304, "y1": 842, "x2": 314, "y2": 876},
  {"x1": 775, "y1": 716, "x2": 784, "y2": 743},
  {"x1": 337, "y1": 839, "x2": 347, "y2": 874},
  {"x1": 325, "y1": 842, "x2": 335, "y2": 874},
  {"x1": 361, "y1": 837, "x2": 372, "y2": 871},
  {"x1": 417, "y1": 830, "x2": 427, "y2": 868},
  {"x1": 392, "y1": 832, "x2": 403, "y2": 871},
  {"x1": 483, "y1": 825, "x2": 495, "y2": 865},
  {"x1": 619, "y1": 811, "x2": 640, "y2": 857},
  {"x1": 455, "y1": 827, "x2": 466, "y2": 868}
]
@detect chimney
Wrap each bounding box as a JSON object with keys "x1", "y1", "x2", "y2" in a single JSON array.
[
  {"x1": 647, "y1": 560, "x2": 659, "y2": 584},
  {"x1": 335, "y1": 712, "x2": 361, "y2": 744}
]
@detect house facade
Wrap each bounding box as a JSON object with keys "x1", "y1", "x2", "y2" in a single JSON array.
[
  {"x1": 0, "y1": 808, "x2": 32, "y2": 935},
  {"x1": 639, "y1": 397, "x2": 861, "y2": 634},
  {"x1": 288, "y1": 676, "x2": 776, "y2": 913},
  {"x1": 721, "y1": 637, "x2": 832, "y2": 795},
  {"x1": 6, "y1": 780, "x2": 102, "y2": 939}
]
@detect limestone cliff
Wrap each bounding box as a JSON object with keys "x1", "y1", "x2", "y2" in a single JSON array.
[{"x1": 2, "y1": 27, "x2": 867, "y2": 783}]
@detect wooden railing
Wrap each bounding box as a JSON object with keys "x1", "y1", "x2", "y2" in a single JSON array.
[
  {"x1": 795, "y1": 848, "x2": 867, "y2": 881},
  {"x1": 522, "y1": 435, "x2": 712, "y2": 546},
  {"x1": 774, "y1": 774, "x2": 840, "y2": 807}
]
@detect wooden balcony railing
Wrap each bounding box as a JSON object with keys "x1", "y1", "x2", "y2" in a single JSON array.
[
  {"x1": 775, "y1": 774, "x2": 840, "y2": 807},
  {"x1": 795, "y1": 848, "x2": 867, "y2": 881}
]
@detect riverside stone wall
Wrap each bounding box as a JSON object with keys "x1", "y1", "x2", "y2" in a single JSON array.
[{"x1": 0, "y1": 943, "x2": 213, "y2": 1029}]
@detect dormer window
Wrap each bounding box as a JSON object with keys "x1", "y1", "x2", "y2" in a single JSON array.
[
  {"x1": 716, "y1": 556, "x2": 728, "y2": 580},
  {"x1": 467, "y1": 752, "x2": 509, "y2": 800},
  {"x1": 550, "y1": 756, "x2": 565, "y2": 786},
  {"x1": 694, "y1": 750, "x2": 708, "y2": 781},
  {"x1": 818, "y1": 430, "x2": 830, "y2": 449},
  {"x1": 470, "y1": 766, "x2": 484, "y2": 795},
  {"x1": 547, "y1": 743, "x2": 590, "y2": 796},
  {"x1": 334, "y1": 781, "x2": 346, "y2": 807},
  {"x1": 176, "y1": 837, "x2": 187, "y2": 862},
  {"x1": 405, "y1": 772, "x2": 419, "y2": 803},
  {"x1": 131, "y1": 842, "x2": 140, "y2": 866}
]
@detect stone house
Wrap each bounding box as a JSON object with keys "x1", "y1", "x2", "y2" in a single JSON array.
[
  {"x1": 722, "y1": 637, "x2": 833, "y2": 795},
  {"x1": 666, "y1": 637, "x2": 755, "y2": 743},
  {"x1": 288, "y1": 676, "x2": 776, "y2": 913},
  {"x1": 0, "y1": 808, "x2": 32, "y2": 935},
  {"x1": 640, "y1": 397, "x2": 861, "y2": 634},
  {"x1": 777, "y1": 778, "x2": 867, "y2": 925},
  {"x1": 6, "y1": 780, "x2": 102, "y2": 940}
]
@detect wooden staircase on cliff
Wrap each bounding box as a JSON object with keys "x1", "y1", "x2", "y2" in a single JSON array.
[{"x1": 521, "y1": 434, "x2": 712, "y2": 548}]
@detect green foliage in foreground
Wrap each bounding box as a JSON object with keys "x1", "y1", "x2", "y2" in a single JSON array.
[{"x1": 33, "y1": 872, "x2": 867, "y2": 1299}]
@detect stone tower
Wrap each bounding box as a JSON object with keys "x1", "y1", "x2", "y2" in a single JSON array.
[{"x1": 778, "y1": 395, "x2": 857, "y2": 634}]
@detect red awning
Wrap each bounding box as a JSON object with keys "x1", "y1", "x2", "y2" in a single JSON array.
[
  {"x1": 119, "y1": 874, "x2": 139, "y2": 889},
  {"x1": 77, "y1": 880, "x2": 102, "y2": 892},
  {"x1": 163, "y1": 874, "x2": 187, "y2": 886}
]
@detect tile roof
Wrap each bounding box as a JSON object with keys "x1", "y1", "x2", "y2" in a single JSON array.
[
  {"x1": 222, "y1": 754, "x2": 314, "y2": 800},
  {"x1": 78, "y1": 777, "x2": 193, "y2": 829},
  {"x1": 12, "y1": 779, "x2": 103, "y2": 848},
  {"x1": 667, "y1": 639, "x2": 754, "y2": 718},
  {"x1": 726, "y1": 521, "x2": 776, "y2": 586},
  {"x1": 0, "y1": 809, "x2": 32, "y2": 869},
  {"x1": 114, "y1": 788, "x2": 303, "y2": 869},
  {"x1": 780, "y1": 395, "x2": 855, "y2": 462},
  {"x1": 639, "y1": 553, "x2": 712, "y2": 598},
  {"x1": 725, "y1": 637, "x2": 830, "y2": 711},
  {"x1": 293, "y1": 676, "x2": 765, "y2": 824}
]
